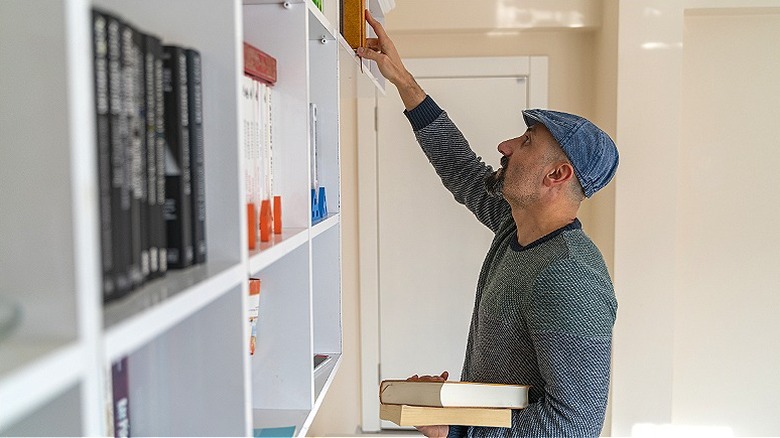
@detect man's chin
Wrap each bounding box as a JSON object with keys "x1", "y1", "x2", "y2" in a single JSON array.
[{"x1": 484, "y1": 171, "x2": 505, "y2": 198}]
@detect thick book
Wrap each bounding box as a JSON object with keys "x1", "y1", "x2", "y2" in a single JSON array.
[
  {"x1": 243, "y1": 42, "x2": 277, "y2": 86},
  {"x1": 106, "y1": 13, "x2": 133, "y2": 299},
  {"x1": 380, "y1": 404, "x2": 511, "y2": 428},
  {"x1": 340, "y1": 0, "x2": 366, "y2": 49},
  {"x1": 162, "y1": 45, "x2": 194, "y2": 269},
  {"x1": 380, "y1": 380, "x2": 529, "y2": 409},
  {"x1": 150, "y1": 35, "x2": 168, "y2": 277},
  {"x1": 92, "y1": 10, "x2": 115, "y2": 299},
  {"x1": 112, "y1": 357, "x2": 130, "y2": 437},
  {"x1": 125, "y1": 22, "x2": 147, "y2": 287},
  {"x1": 143, "y1": 33, "x2": 164, "y2": 279},
  {"x1": 186, "y1": 48, "x2": 207, "y2": 264}
]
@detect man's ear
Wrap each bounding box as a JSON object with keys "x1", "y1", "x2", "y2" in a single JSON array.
[{"x1": 544, "y1": 162, "x2": 575, "y2": 188}]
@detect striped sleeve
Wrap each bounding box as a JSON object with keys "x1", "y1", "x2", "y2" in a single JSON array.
[{"x1": 405, "y1": 96, "x2": 511, "y2": 233}]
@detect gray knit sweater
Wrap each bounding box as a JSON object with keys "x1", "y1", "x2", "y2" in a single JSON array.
[{"x1": 404, "y1": 96, "x2": 617, "y2": 437}]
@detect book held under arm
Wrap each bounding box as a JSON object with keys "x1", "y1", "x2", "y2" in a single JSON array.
[
  {"x1": 380, "y1": 404, "x2": 511, "y2": 428},
  {"x1": 379, "y1": 379, "x2": 529, "y2": 409}
]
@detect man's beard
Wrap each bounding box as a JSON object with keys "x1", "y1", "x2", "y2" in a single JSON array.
[{"x1": 484, "y1": 156, "x2": 509, "y2": 198}]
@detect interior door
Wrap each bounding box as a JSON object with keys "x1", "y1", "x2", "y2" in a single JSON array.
[{"x1": 375, "y1": 57, "x2": 545, "y2": 429}]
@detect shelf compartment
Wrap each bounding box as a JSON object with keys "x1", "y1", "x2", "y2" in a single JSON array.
[
  {"x1": 126, "y1": 287, "x2": 247, "y2": 436},
  {"x1": 244, "y1": 2, "x2": 313, "y2": 230},
  {"x1": 0, "y1": 341, "x2": 84, "y2": 432},
  {"x1": 0, "y1": 382, "x2": 83, "y2": 436},
  {"x1": 93, "y1": 0, "x2": 246, "y2": 283},
  {"x1": 248, "y1": 227, "x2": 309, "y2": 274},
  {"x1": 251, "y1": 244, "x2": 313, "y2": 411},
  {"x1": 250, "y1": 353, "x2": 341, "y2": 437},
  {"x1": 312, "y1": 224, "x2": 342, "y2": 357},
  {"x1": 103, "y1": 261, "x2": 244, "y2": 362},
  {"x1": 0, "y1": 0, "x2": 92, "y2": 368},
  {"x1": 308, "y1": 28, "x2": 341, "y2": 217}
]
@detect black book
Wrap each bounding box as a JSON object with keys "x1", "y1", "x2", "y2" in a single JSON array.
[
  {"x1": 125, "y1": 23, "x2": 148, "y2": 287},
  {"x1": 106, "y1": 14, "x2": 133, "y2": 299},
  {"x1": 162, "y1": 45, "x2": 194, "y2": 269},
  {"x1": 186, "y1": 49, "x2": 207, "y2": 265},
  {"x1": 153, "y1": 39, "x2": 168, "y2": 276},
  {"x1": 144, "y1": 34, "x2": 165, "y2": 279},
  {"x1": 111, "y1": 357, "x2": 130, "y2": 438},
  {"x1": 92, "y1": 10, "x2": 115, "y2": 299}
]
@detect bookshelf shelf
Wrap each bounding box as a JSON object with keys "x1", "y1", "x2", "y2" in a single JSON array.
[
  {"x1": 312, "y1": 213, "x2": 340, "y2": 238},
  {"x1": 0, "y1": 0, "x2": 391, "y2": 434},
  {"x1": 103, "y1": 261, "x2": 244, "y2": 362},
  {"x1": 0, "y1": 341, "x2": 85, "y2": 432},
  {"x1": 249, "y1": 228, "x2": 309, "y2": 274},
  {"x1": 337, "y1": 34, "x2": 387, "y2": 93},
  {"x1": 252, "y1": 408, "x2": 309, "y2": 437}
]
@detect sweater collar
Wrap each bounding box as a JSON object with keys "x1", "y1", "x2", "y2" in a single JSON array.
[{"x1": 510, "y1": 218, "x2": 582, "y2": 252}]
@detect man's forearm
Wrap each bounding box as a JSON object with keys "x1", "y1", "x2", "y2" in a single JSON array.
[{"x1": 395, "y1": 72, "x2": 427, "y2": 111}]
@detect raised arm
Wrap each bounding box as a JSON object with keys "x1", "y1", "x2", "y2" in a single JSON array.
[
  {"x1": 358, "y1": 11, "x2": 511, "y2": 232},
  {"x1": 357, "y1": 10, "x2": 426, "y2": 110}
]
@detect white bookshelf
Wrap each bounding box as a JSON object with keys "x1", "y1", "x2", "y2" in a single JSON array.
[{"x1": 0, "y1": 0, "x2": 391, "y2": 436}]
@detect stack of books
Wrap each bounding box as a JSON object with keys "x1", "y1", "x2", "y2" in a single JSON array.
[{"x1": 379, "y1": 379, "x2": 530, "y2": 428}]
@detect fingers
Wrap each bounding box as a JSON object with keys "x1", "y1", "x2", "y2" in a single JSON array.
[
  {"x1": 364, "y1": 9, "x2": 387, "y2": 38},
  {"x1": 405, "y1": 371, "x2": 450, "y2": 382},
  {"x1": 364, "y1": 38, "x2": 381, "y2": 51},
  {"x1": 356, "y1": 46, "x2": 381, "y2": 62}
]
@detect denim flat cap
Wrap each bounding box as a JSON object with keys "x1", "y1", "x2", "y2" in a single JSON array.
[{"x1": 522, "y1": 109, "x2": 619, "y2": 198}]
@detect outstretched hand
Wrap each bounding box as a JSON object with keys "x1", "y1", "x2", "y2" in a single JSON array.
[
  {"x1": 407, "y1": 371, "x2": 450, "y2": 438},
  {"x1": 357, "y1": 10, "x2": 426, "y2": 110}
]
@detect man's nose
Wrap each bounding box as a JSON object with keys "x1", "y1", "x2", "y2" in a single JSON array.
[{"x1": 497, "y1": 137, "x2": 519, "y2": 156}]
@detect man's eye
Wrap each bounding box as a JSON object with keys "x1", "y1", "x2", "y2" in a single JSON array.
[{"x1": 523, "y1": 135, "x2": 531, "y2": 144}]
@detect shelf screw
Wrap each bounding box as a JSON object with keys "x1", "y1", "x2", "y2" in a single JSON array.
[
  {"x1": 320, "y1": 36, "x2": 327, "y2": 45},
  {"x1": 283, "y1": 1, "x2": 292, "y2": 9}
]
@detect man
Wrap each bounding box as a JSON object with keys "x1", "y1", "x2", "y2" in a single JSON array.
[{"x1": 358, "y1": 11, "x2": 618, "y2": 438}]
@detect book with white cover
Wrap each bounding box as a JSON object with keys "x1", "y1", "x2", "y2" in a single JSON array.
[{"x1": 380, "y1": 380, "x2": 529, "y2": 409}]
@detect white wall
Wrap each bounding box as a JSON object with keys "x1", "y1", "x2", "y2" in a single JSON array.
[
  {"x1": 612, "y1": 2, "x2": 780, "y2": 436},
  {"x1": 674, "y1": 8, "x2": 780, "y2": 435}
]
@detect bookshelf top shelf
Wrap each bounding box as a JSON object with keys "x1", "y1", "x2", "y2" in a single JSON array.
[
  {"x1": 243, "y1": 0, "x2": 394, "y2": 15},
  {"x1": 337, "y1": 34, "x2": 387, "y2": 93}
]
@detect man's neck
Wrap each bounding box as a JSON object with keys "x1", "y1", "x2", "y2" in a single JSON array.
[{"x1": 511, "y1": 204, "x2": 578, "y2": 247}]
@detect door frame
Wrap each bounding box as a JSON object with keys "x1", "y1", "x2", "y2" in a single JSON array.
[{"x1": 357, "y1": 56, "x2": 548, "y2": 432}]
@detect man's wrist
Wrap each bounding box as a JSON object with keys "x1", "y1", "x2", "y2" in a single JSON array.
[
  {"x1": 395, "y1": 73, "x2": 426, "y2": 110},
  {"x1": 403, "y1": 95, "x2": 443, "y2": 131}
]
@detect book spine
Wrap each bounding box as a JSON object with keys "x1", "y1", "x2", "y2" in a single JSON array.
[
  {"x1": 263, "y1": 83, "x2": 273, "y2": 198},
  {"x1": 243, "y1": 42, "x2": 277, "y2": 86},
  {"x1": 106, "y1": 14, "x2": 133, "y2": 299},
  {"x1": 341, "y1": 0, "x2": 367, "y2": 49},
  {"x1": 248, "y1": 278, "x2": 261, "y2": 356},
  {"x1": 153, "y1": 38, "x2": 168, "y2": 275},
  {"x1": 186, "y1": 49, "x2": 207, "y2": 265},
  {"x1": 243, "y1": 76, "x2": 256, "y2": 250},
  {"x1": 111, "y1": 357, "x2": 130, "y2": 438},
  {"x1": 92, "y1": 10, "x2": 115, "y2": 300},
  {"x1": 127, "y1": 24, "x2": 148, "y2": 286},
  {"x1": 162, "y1": 45, "x2": 194, "y2": 269},
  {"x1": 143, "y1": 34, "x2": 160, "y2": 278}
]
